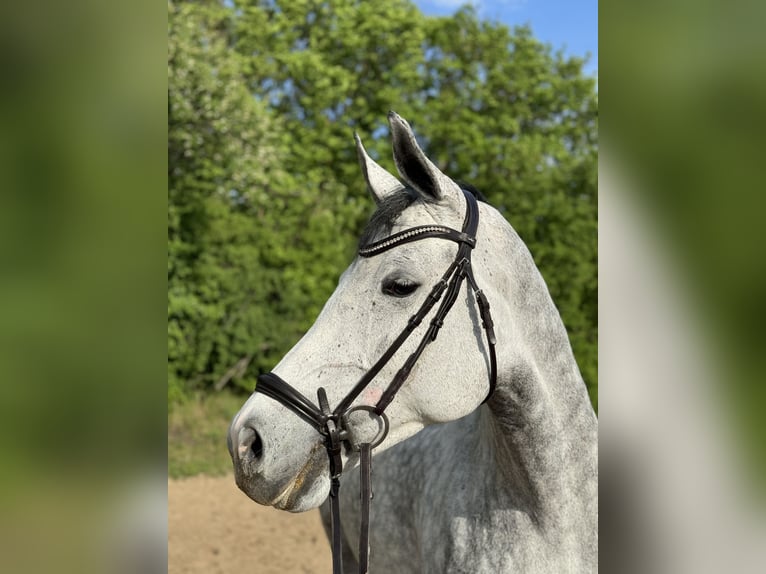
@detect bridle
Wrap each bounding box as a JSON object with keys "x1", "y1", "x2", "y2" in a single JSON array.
[{"x1": 254, "y1": 189, "x2": 497, "y2": 574}]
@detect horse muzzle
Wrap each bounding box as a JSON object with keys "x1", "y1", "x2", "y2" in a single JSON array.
[{"x1": 228, "y1": 401, "x2": 331, "y2": 512}]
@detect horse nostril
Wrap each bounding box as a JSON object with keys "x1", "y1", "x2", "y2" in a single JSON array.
[
  {"x1": 237, "y1": 426, "x2": 264, "y2": 461},
  {"x1": 251, "y1": 430, "x2": 263, "y2": 459}
]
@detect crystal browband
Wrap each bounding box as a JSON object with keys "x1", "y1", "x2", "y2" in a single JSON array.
[{"x1": 358, "y1": 225, "x2": 476, "y2": 258}]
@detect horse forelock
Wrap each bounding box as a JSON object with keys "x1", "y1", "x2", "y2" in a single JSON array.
[
  {"x1": 358, "y1": 187, "x2": 421, "y2": 248},
  {"x1": 358, "y1": 182, "x2": 487, "y2": 249}
]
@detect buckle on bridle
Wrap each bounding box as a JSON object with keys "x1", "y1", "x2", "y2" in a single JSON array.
[
  {"x1": 318, "y1": 387, "x2": 344, "y2": 478},
  {"x1": 341, "y1": 405, "x2": 390, "y2": 451},
  {"x1": 317, "y1": 388, "x2": 390, "y2": 478}
]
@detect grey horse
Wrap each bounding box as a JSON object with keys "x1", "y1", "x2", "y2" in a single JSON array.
[{"x1": 228, "y1": 113, "x2": 597, "y2": 572}]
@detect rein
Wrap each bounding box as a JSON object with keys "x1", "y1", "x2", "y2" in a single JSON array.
[{"x1": 254, "y1": 189, "x2": 497, "y2": 574}]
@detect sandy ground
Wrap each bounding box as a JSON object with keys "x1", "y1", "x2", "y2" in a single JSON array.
[{"x1": 169, "y1": 474, "x2": 332, "y2": 574}]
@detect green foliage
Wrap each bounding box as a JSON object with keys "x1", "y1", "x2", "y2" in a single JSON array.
[
  {"x1": 168, "y1": 1, "x2": 598, "y2": 408},
  {"x1": 169, "y1": 0, "x2": 355, "y2": 396}
]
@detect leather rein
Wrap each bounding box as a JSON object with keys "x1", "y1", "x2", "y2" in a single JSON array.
[{"x1": 254, "y1": 189, "x2": 497, "y2": 574}]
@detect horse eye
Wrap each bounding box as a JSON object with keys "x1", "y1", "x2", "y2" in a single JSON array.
[{"x1": 382, "y1": 278, "x2": 420, "y2": 298}]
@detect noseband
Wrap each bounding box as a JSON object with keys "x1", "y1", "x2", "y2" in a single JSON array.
[{"x1": 254, "y1": 189, "x2": 497, "y2": 574}]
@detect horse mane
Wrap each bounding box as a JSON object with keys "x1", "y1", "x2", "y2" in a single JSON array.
[
  {"x1": 358, "y1": 181, "x2": 487, "y2": 249},
  {"x1": 455, "y1": 180, "x2": 488, "y2": 203}
]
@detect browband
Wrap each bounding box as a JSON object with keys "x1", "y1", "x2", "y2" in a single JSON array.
[{"x1": 359, "y1": 225, "x2": 476, "y2": 257}]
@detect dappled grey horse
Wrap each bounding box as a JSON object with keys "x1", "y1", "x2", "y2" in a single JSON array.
[{"x1": 228, "y1": 112, "x2": 597, "y2": 572}]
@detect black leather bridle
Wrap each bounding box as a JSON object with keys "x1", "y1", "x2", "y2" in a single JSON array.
[{"x1": 254, "y1": 189, "x2": 497, "y2": 574}]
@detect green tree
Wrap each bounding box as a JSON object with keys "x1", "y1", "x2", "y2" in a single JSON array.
[
  {"x1": 168, "y1": 0, "x2": 352, "y2": 400},
  {"x1": 230, "y1": 0, "x2": 428, "y2": 235}
]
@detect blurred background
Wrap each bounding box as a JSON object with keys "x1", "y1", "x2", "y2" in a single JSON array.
[
  {"x1": 600, "y1": 1, "x2": 766, "y2": 570},
  {"x1": 1, "y1": 0, "x2": 764, "y2": 572}
]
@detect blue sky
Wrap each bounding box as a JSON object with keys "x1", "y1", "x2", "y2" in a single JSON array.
[{"x1": 413, "y1": 0, "x2": 597, "y2": 75}]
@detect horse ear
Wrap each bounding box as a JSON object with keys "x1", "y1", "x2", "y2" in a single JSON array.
[
  {"x1": 355, "y1": 132, "x2": 405, "y2": 205},
  {"x1": 388, "y1": 111, "x2": 460, "y2": 202}
]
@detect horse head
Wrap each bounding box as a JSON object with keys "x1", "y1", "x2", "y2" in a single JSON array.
[{"x1": 228, "y1": 112, "x2": 499, "y2": 512}]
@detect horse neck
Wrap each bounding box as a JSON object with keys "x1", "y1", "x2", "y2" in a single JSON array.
[{"x1": 476, "y1": 211, "x2": 598, "y2": 533}]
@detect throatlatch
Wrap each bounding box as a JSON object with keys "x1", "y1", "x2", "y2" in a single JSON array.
[{"x1": 254, "y1": 189, "x2": 497, "y2": 574}]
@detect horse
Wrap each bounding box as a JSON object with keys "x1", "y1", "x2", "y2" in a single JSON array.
[{"x1": 228, "y1": 112, "x2": 598, "y2": 573}]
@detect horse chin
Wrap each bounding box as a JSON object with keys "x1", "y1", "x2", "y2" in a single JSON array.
[
  {"x1": 234, "y1": 444, "x2": 330, "y2": 513},
  {"x1": 272, "y1": 473, "x2": 330, "y2": 513}
]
